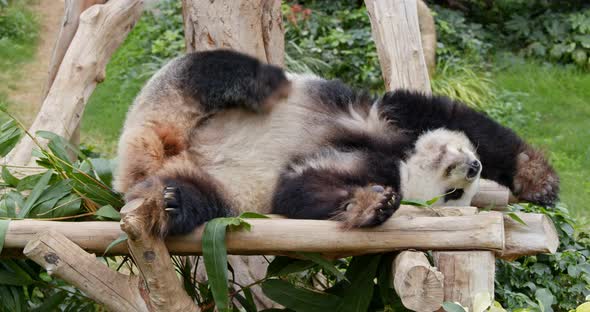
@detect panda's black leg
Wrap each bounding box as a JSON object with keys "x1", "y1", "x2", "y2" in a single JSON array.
[
  {"x1": 272, "y1": 166, "x2": 400, "y2": 228},
  {"x1": 381, "y1": 90, "x2": 559, "y2": 206},
  {"x1": 125, "y1": 168, "x2": 233, "y2": 237},
  {"x1": 180, "y1": 50, "x2": 291, "y2": 114},
  {"x1": 161, "y1": 177, "x2": 232, "y2": 236}
]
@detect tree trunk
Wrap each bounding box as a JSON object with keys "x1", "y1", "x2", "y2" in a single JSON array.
[
  {"x1": 417, "y1": 0, "x2": 436, "y2": 76},
  {"x1": 182, "y1": 0, "x2": 284, "y2": 66},
  {"x1": 4, "y1": 0, "x2": 143, "y2": 166}
]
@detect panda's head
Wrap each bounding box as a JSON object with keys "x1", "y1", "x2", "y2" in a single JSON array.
[{"x1": 401, "y1": 128, "x2": 482, "y2": 206}]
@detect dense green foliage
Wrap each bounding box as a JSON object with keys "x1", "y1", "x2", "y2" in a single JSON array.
[
  {"x1": 283, "y1": 2, "x2": 382, "y2": 91},
  {"x1": 497, "y1": 204, "x2": 590, "y2": 311},
  {"x1": 432, "y1": 0, "x2": 590, "y2": 69}
]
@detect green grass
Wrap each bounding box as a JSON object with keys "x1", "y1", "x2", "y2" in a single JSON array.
[
  {"x1": 80, "y1": 4, "x2": 183, "y2": 156},
  {"x1": 494, "y1": 59, "x2": 590, "y2": 218},
  {"x1": 80, "y1": 18, "x2": 154, "y2": 156},
  {"x1": 0, "y1": 3, "x2": 39, "y2": 123}
]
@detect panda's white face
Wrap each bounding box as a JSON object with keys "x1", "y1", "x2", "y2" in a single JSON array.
[{"x1": 400, "y1": 128, "x2": 482, "y2": 206}]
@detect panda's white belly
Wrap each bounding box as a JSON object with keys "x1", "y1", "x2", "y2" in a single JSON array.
[{"x1": 194, "y1": 97, "x2": 328, "y2": 213}]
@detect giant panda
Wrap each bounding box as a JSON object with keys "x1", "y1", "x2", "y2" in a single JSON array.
[{"x1": 113, "y1": 49, "x2": 559, "y2": 237}]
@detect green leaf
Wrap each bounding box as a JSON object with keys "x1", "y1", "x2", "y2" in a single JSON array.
[
  {"x1": 0, "y1": 122, "x2": 22, "y2": 157},
  {"x1": 16, "y1": 172, "x2": 48, "y2": 191},
  {"x1": 262, "y1": 279, "x2": 340, "y2": 312},
  {"x1": 266, "y1": 256, "x2": 316, "y2": 277},
  {"x1": 507, "y1": 212, "x2": 528, "y2": 226},
  {"x1": 233, "y1": 287, "x2": 258, "y2": 312},
  {"x1": 0, "y1": 220, "x2": 10, "y2": 254},
  {"x1": 31, "y1": 291, "x2": 68, "y2": 312},
  {"x1": 400, "y1": 199, "x2": 427, "y2": 207},
  {"x1": 79, "y1": 158, "x2": 115, "y2": 187},
  {"x1": 95, "y1": 205, "x2": 121, "y2": 221},
  {"x1": 0, "y1": 270, "x2": 33, "y2": 286},
  {"x1": 332, "y1": 255, "x2": 381, "y2": 312},
  {"x1": 535, "y1": 288, "x2": 555, "y2": 312},
  {"x1": 36, "y1": 130, "x2": 75, "y2": 164},
  {"x1": 442, "y1": 302, "x2": 467, "y2": 312},
  {"x1": 203, "y1": 217, "x2": 250, "y2": 312},
  {"x1": 1, "y1": 167, "x2": 19, "y2": 187},
  {"x1": 299, "y1": 252, "x2": 347, "y2": 282},
  {"x1": 239, "y1": 212, "x2": 270, "y2": 219},
  {"x1": 28, "y1": 180, "x2": 75, "y2": 218},
  {"x1": 17, "y1": 171, "x2": 52, "y2": 218},
  {"x1": 103, "y1": 233, "x2": 128, "y2": 256}
]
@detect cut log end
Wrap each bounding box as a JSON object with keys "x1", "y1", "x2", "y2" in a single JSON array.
[{"x1": 393, "y1": 251, "x2": 444, "y2": 311}]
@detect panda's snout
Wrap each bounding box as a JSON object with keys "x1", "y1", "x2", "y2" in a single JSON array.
[{"x1": 466, "y1": 160, "x2": 481, "y2": 180}]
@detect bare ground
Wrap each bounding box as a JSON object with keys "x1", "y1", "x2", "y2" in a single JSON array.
[{"x1": 7, "y1": 0, "x2": 64, "y2": 126}]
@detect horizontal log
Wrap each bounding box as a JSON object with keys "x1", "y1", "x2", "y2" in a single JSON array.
[
  {"x1": 499, "y1": 212, "x2": 559, "y2": 260},
  {"x1": 471, "y1": 179, "x2": 510, "y2": 209},
  {"x1": 3, "y1": 212, "x2": 504, "y2": 256}
]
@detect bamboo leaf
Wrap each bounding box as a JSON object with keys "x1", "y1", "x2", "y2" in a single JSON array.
[
  {"x1": 18, "y1": 171, "x2": 52, "y2": 218},
  {"x1": 16, "y1": 172, "x2": 49, "y2": 191},
  {"x1": 0, "y1": 120, "x2": 22, "y2": 157},
  {"x1": 103, "y1": 233, "x2": 128, "y2": 256},
  {"x1": 1, "y1": 167, "x2": 19, "y2": 187},
  {"x1": 299, "y1": 252, "x2": 347, "y2": 282},
  {"x1": 239, "y1": 212, "x2": 270, "y2": 219},
  {"x1": 262, "y1": 279, "x2": 340, "y2": 312},
  {"x1": 203, "y1": 217, "x2": 250, "y2": 312},
  {"x1": 400, "y1": 199, "x2": 427, "y2": 207},
  {"x1": 332, "y1": 255, "x2": 381, "y2": 312},
  {"x1": 36, "y1": 130, "x2": 75, "y2": 164},
  {"x1": 95, "y1": 205, "x2": 121, "y2": 221},
  {"x1": 507, "y1": 212, "x2": 528, "y2": 226},
  {"x1": 0, "y1": 220, "x2": 10, "y2": 254},
  {"x1": 266, "y1": 256, "x2": 316, "y2": 277}
]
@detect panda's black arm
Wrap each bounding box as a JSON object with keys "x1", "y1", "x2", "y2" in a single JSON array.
[
  {"x1": 176, "y1": 50, "x2": 290, "y2": 113},
  {"x1": 271, "y1": 162, "x2": 400, "y2": 228},
  {"x1": 380, "y1": 90, "x2": 559, "y2": 206}
]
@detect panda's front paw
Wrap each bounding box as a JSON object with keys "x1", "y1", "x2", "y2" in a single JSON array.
[
  {"x1": 514, "y1": 148, "x2": 559, "y2": 206},
  {"x1": 336, "y1": 185, "x2": 400, "y2": 229}
]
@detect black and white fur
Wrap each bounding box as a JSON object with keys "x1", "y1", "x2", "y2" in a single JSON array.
[{"x1": 114, "y1": 50, "x2": 558, "y2": 237}]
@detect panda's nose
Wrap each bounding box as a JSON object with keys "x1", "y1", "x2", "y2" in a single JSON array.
[{"x1": 467, "y1": 160, "x2": 481, "y2": 178}]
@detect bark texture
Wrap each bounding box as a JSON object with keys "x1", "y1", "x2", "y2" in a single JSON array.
[
  {"x1": 182, "y1": 0, "x2": 284, "y2": 66},
  {"x1": 4, "y1": 0, "x2": 143, "y2": 166}
]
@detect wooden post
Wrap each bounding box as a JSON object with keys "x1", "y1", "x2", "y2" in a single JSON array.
[
  {"x1": 24, "y1": 230, "x2": 149, "y2": 312},
  {"x1": 4, "y1": 0, "x2": 143, "y2": 166},
  {"x1": 120, "y1": 199, "x2": 200, "y2": 312},
  {"x1": 434, "y1": 252, "x2": 496, "y2": 309},
  {"x1": 364, "y1": 1, "x2": 442, "y2": 309},
  {"x1": 364, "y1": 1, "x2": 501, "y2": 309},
  {"x1": 431, "y1": 206, "x2": 495, "y2": 310}
]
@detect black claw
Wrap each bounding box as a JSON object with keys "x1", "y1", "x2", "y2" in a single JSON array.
[{"x1": 163, "y1": 187, "x2": 180, "y2": 209}]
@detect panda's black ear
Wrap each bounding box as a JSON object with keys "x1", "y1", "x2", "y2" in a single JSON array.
[{"x1": 179, "y1": 49, "x2": 291, "y2": 113}]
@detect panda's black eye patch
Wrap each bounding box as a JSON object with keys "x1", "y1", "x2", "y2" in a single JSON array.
[
  {"x1": 444, "y1": 164, "x2": 457, "y2": 177},
  {"x1": 444, "y1": 188, "x2": 464, "y2": 202}
]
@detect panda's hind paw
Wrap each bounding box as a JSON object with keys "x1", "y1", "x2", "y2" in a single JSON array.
[
  {"x1": 335, "y1": 185, "x2": 400, "y2": 229},
  {"x1": 514, "y1": 148, "x2": 560, "y2": 206}
]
